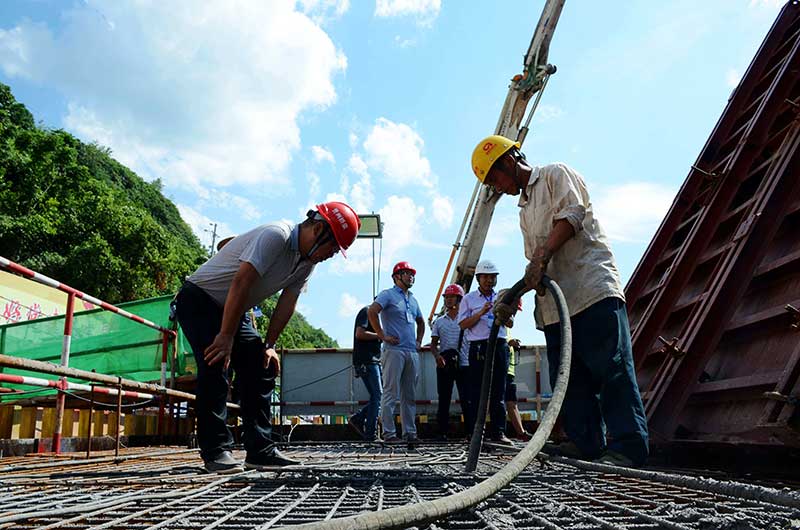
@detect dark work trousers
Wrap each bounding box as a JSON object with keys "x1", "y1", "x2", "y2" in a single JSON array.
[
  {"x1": 435, "y1": 366, "x2": 469, "y2": 436},
  {"x1": 544, "y1": 296, "x2": 649, "y2": 465},
  {"x1": 175, "y1": 282, "x2": 276, "y2": 463},
  {"x1": 467, "y1": 338, "x2": 509, "y2": 438}
]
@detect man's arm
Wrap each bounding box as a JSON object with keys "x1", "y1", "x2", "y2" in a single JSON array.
[
  {"x1": 415, "y1": 316, "x2": 425, "y2": 350},
  {"x1": 266, "y1": 289, "x2": 300, "y2": 346},
  {"x1": 459, "y1": 304, "x2": 489, "y2": 330},
  {"x1": 259, "y1": 288, "x2": 301, "y2": 375},
  {"x1": 525, "y1": 218, "x2": 575, "y2": 294},
  {"x1": 203, "y1": 261, "x2": 260, "y2": 367},
  {"x1": 368, "y1": 302, "x2": 399, "y2": 345},
  {"x1": 355, "y1": 326, "x2": 380, "y2": 341}
]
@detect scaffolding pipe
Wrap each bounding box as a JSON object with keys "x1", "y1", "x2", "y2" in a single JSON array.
[
  {"x1": 0, "y1": 354, "x2": 240, "y2": 411},
  {"x1": 283, "y1": 277, "x2": 571, "y2": 530},
  {"x1": 51, "y1": 291, "x2": 75, "y2": 454}
]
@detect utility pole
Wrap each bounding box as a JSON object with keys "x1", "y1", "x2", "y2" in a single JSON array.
[{"x1": 204, "y1": 223, "x2": 218, "y2": 257}]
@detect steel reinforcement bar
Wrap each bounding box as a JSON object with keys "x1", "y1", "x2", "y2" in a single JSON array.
[{"x1": 281, "y1": 276, "x2": 572, "y2": 530}]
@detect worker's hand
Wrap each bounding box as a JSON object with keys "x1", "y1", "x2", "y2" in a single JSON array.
[
  {"x1": 508, "y1": 338, "x2": 521, "y2": 350},
  {"x1": 416, "y1": 339, "x2": 423, "y2": 351},
  {"x1": 204, "y1": 333, "x2": 234, "y2": 369},
  {"x1": 480, "y1": 301, "x2": 493, "y2": 316},
  {"x1": 525, "y1": 247, "x2": 552, "y2": 296},
  {"x1": 378, "y1": 331, "x2": 400, "y2": 345},
  {"x1": 493, "y1": 289, "x2": 519, "y2": 327},
  {"x1": 264, "y1": 346, "x2": 281, "y2": 376},
  {"x1": 435, "y1": 354, "x2": 446, "y2": 368}
]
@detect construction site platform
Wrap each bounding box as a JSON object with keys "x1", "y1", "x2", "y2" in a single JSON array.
[{"x1": 1, "y1": 443, "x2": 799, "y2": 530}]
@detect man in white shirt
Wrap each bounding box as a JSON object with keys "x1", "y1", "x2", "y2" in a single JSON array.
[
  {"x1": 470, "y1": 135, "x2": 648, "y2": 467},
  {"x1": 458, "y1": 260, "x2": 512, "y2": 444}
]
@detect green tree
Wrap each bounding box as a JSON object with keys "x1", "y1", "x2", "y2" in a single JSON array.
[{"x1": 0, "y1": 82, "x2": 337, "y2": 348}]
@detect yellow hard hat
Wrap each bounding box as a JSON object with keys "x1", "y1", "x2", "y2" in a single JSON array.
[{"x1": 471, "y1": 135, "x2": 520, "y2": 182}]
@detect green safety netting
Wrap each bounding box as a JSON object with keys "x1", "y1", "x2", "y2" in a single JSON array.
[{"x1": 0, "y1": 295, "x2": 197, "y2": 402}]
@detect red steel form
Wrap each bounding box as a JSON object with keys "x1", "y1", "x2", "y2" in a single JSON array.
[
  {"x1": 0, "y1": 255, "x2": 177, "y2": 453},
  {"x1": 626, "y1": 3, "x2": 800, "y2": 447}
]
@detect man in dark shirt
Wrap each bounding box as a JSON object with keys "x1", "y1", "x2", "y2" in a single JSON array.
[{"x1": 348, "y1": 305, "x2": 383, "y2": 441}]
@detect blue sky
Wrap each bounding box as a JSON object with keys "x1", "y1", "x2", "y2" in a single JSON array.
[{"x1": 0, "y1": 0, "x2": 785, "y2": 347}]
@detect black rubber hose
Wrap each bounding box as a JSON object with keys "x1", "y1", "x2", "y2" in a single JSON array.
[{"x1": 280, "y1": 276, "x2": 572, "y2": 530}]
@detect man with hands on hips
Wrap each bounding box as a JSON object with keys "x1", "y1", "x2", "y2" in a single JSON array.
[
  {"x1": 175, "y1": 201, "x2": 360, "y2": 473},
  {"x1": 368, "y1": 261, "x2": 425, "y2": 444}
]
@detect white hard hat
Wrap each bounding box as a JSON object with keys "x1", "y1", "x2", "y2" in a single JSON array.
[{"x1": 475, "y1": 260, "x2": 499, "y2": 275}]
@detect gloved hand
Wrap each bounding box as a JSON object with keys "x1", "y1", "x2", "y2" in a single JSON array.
[
  {"x1": 493, "y1": 288, "x2": 519, "y2": 327},
  {"x1": 525, "y1": 247, "x2": 552, "y2": 296}
]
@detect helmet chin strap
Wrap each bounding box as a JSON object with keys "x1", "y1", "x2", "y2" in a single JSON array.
[{"x1": 305, "y1": 223, "x2": 336, "y2": 260}]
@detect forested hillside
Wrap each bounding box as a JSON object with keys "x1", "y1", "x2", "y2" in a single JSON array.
[{"x1": 0, "y1": 83, "x2": 336, "y2": 348}]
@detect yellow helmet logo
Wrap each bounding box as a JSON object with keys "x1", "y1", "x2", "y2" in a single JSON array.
[{"x1": 471, "y1": 135, "x2": 520, "y2": 182}]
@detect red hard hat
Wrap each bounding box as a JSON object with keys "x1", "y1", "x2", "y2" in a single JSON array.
[
  {"x1": 443, "y1": 284, "x2": 464, "y2": 297},
  {"x1": 316, "y1": 201, "x2": 361, "y2": 257},
  {"x1": 393, "y1": 261, "x2": 416, "y2": 276}
]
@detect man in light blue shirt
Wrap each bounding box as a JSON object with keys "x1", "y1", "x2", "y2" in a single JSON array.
[
  {"x1": 458, "y1": 259, "x2": 511, "y2": 443},
  {"x1": 368, "y1": 261, "x2": 425, "y2": 443}
]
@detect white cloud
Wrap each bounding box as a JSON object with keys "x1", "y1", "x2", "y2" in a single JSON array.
[
  {"x1": 308, "y1": 172, "x2": 322, "y2": 198},
  {"x1": 485, "y1": 214, "x2": 519, "y2": 248},
  {"x1": 0, "y1": 2, "x2": 347, "y2": 191},
  {"x1": 177, "y1": 204, "x2": 234, "y2": 249},
  {"x1": 375, "y1": 0, "x2": 441, "y2": 25},
  {"x1": 330, "y1": 194, "x2": 426, "y2": 275},
  {"x1": 299, "y1": 0, "x2": 350, "y2": 23},
  {"x1": 725, "y1": 68, "x2": 741, "y2": 88},
  {"x1": 393, "y1": 35, "x2": 416, "y2": 48},
  {"x1": 363, "y1": 117, "x2": 433, "y2": 187},
  {"x1": 339, "y1": 292, "x2": 365, "y2": 317},
  {"x1": 348, "y1": 154, "x2": 369, "y2": 177},
  {"x1": 593, "y1": 182, "x2": 676, "y2": 243},
  {"x1": 535, "y1": 104, "x2": 564, "y2": 123},
  {"x1": 311, "y1": 145, "x2": 336, "y2": 165},
  {"x1": 200, "y1": 191, "x2": 262, "y2": 222},
  {"x1": 348, "y1": 132, "x2": 359, "y2": 148},
  {"x1": 379, "y1": 195, "x2": 426, "y2": 264},
  {"x1": 430, "y1": 193, "x2": 454, "y2": 228}
]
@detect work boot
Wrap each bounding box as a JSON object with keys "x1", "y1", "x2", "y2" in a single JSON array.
[
  {"x1": 542, "y1": 440, "x2": 585, "y2": 459},
  {"x1": 244, "y1": 448, "x2": 299, "y2": 470},
  {"x1": 513, "y1": 431, "x2": 532, "y2": 442},
  {"x1": 347, "y1": 416, "x2": 365, "y2": 438},
  {"x1": 383, "y1": 434, "x2": 403, "y2": 444},
  {"x1": 595, "y1": 450, "x2": 635, "y2": 468},
  {"x1": 204, "y1": 451, "x2": 243, "y2": 474},
  {"x1": 490, "y1": 433, "x2": 514, "y2": 445}
]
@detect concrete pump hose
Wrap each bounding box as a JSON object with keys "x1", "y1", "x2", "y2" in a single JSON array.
[{"x1": 282, "y1": 276, "x2": 572, "y2": 530}]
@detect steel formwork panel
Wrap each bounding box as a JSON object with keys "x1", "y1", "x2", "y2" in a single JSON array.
[{"x1": 626, "y1": 2, "x2": 800, "y2": 446}]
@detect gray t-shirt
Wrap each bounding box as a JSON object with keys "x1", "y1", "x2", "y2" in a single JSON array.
[{"x1": 187, "y1": 222, "x2": 315, "y2": 309}]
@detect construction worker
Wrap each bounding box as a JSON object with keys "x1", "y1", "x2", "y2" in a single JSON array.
[
  {"x1": 458, "y1": 259, "x2": 512, "y2": 444},
  {"x1": 505, "y1": 338, "x2": 532, "y2": 442},
  {"x1": 348, "y1": 304, "x2": 383, "y2": 441},
  {"x1": 368, "y1": 261, "x2": 425, "y2": 443},
  {"x1": 430, "y1": 284, "x2": 470, "y2": 440},
  {"x1": 175, "y1": 201, "x2": 361, "y2": 473},
  {"x1": 471, "y1": 134, "x2": 649, "y2": 466}
]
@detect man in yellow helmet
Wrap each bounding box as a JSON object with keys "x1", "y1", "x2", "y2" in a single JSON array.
[{"x1": 470, "y1": 135, "x2": 648, "y2": 467}]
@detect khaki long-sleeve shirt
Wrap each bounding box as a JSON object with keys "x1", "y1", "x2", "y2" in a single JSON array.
[{"x1": 517, "y1": 163, "x2": 624, "y2": 327}]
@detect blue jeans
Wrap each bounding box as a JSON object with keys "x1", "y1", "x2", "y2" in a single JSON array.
[
  {"x1": 544, "y1": 297, "x2": 649, "y2": 465},
  {"x1": 352, "y1": 363, "x2": 382, "y2": 439},
  {"x1": 176, "y1": 282, "x2": 276, "y2": 462}
]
